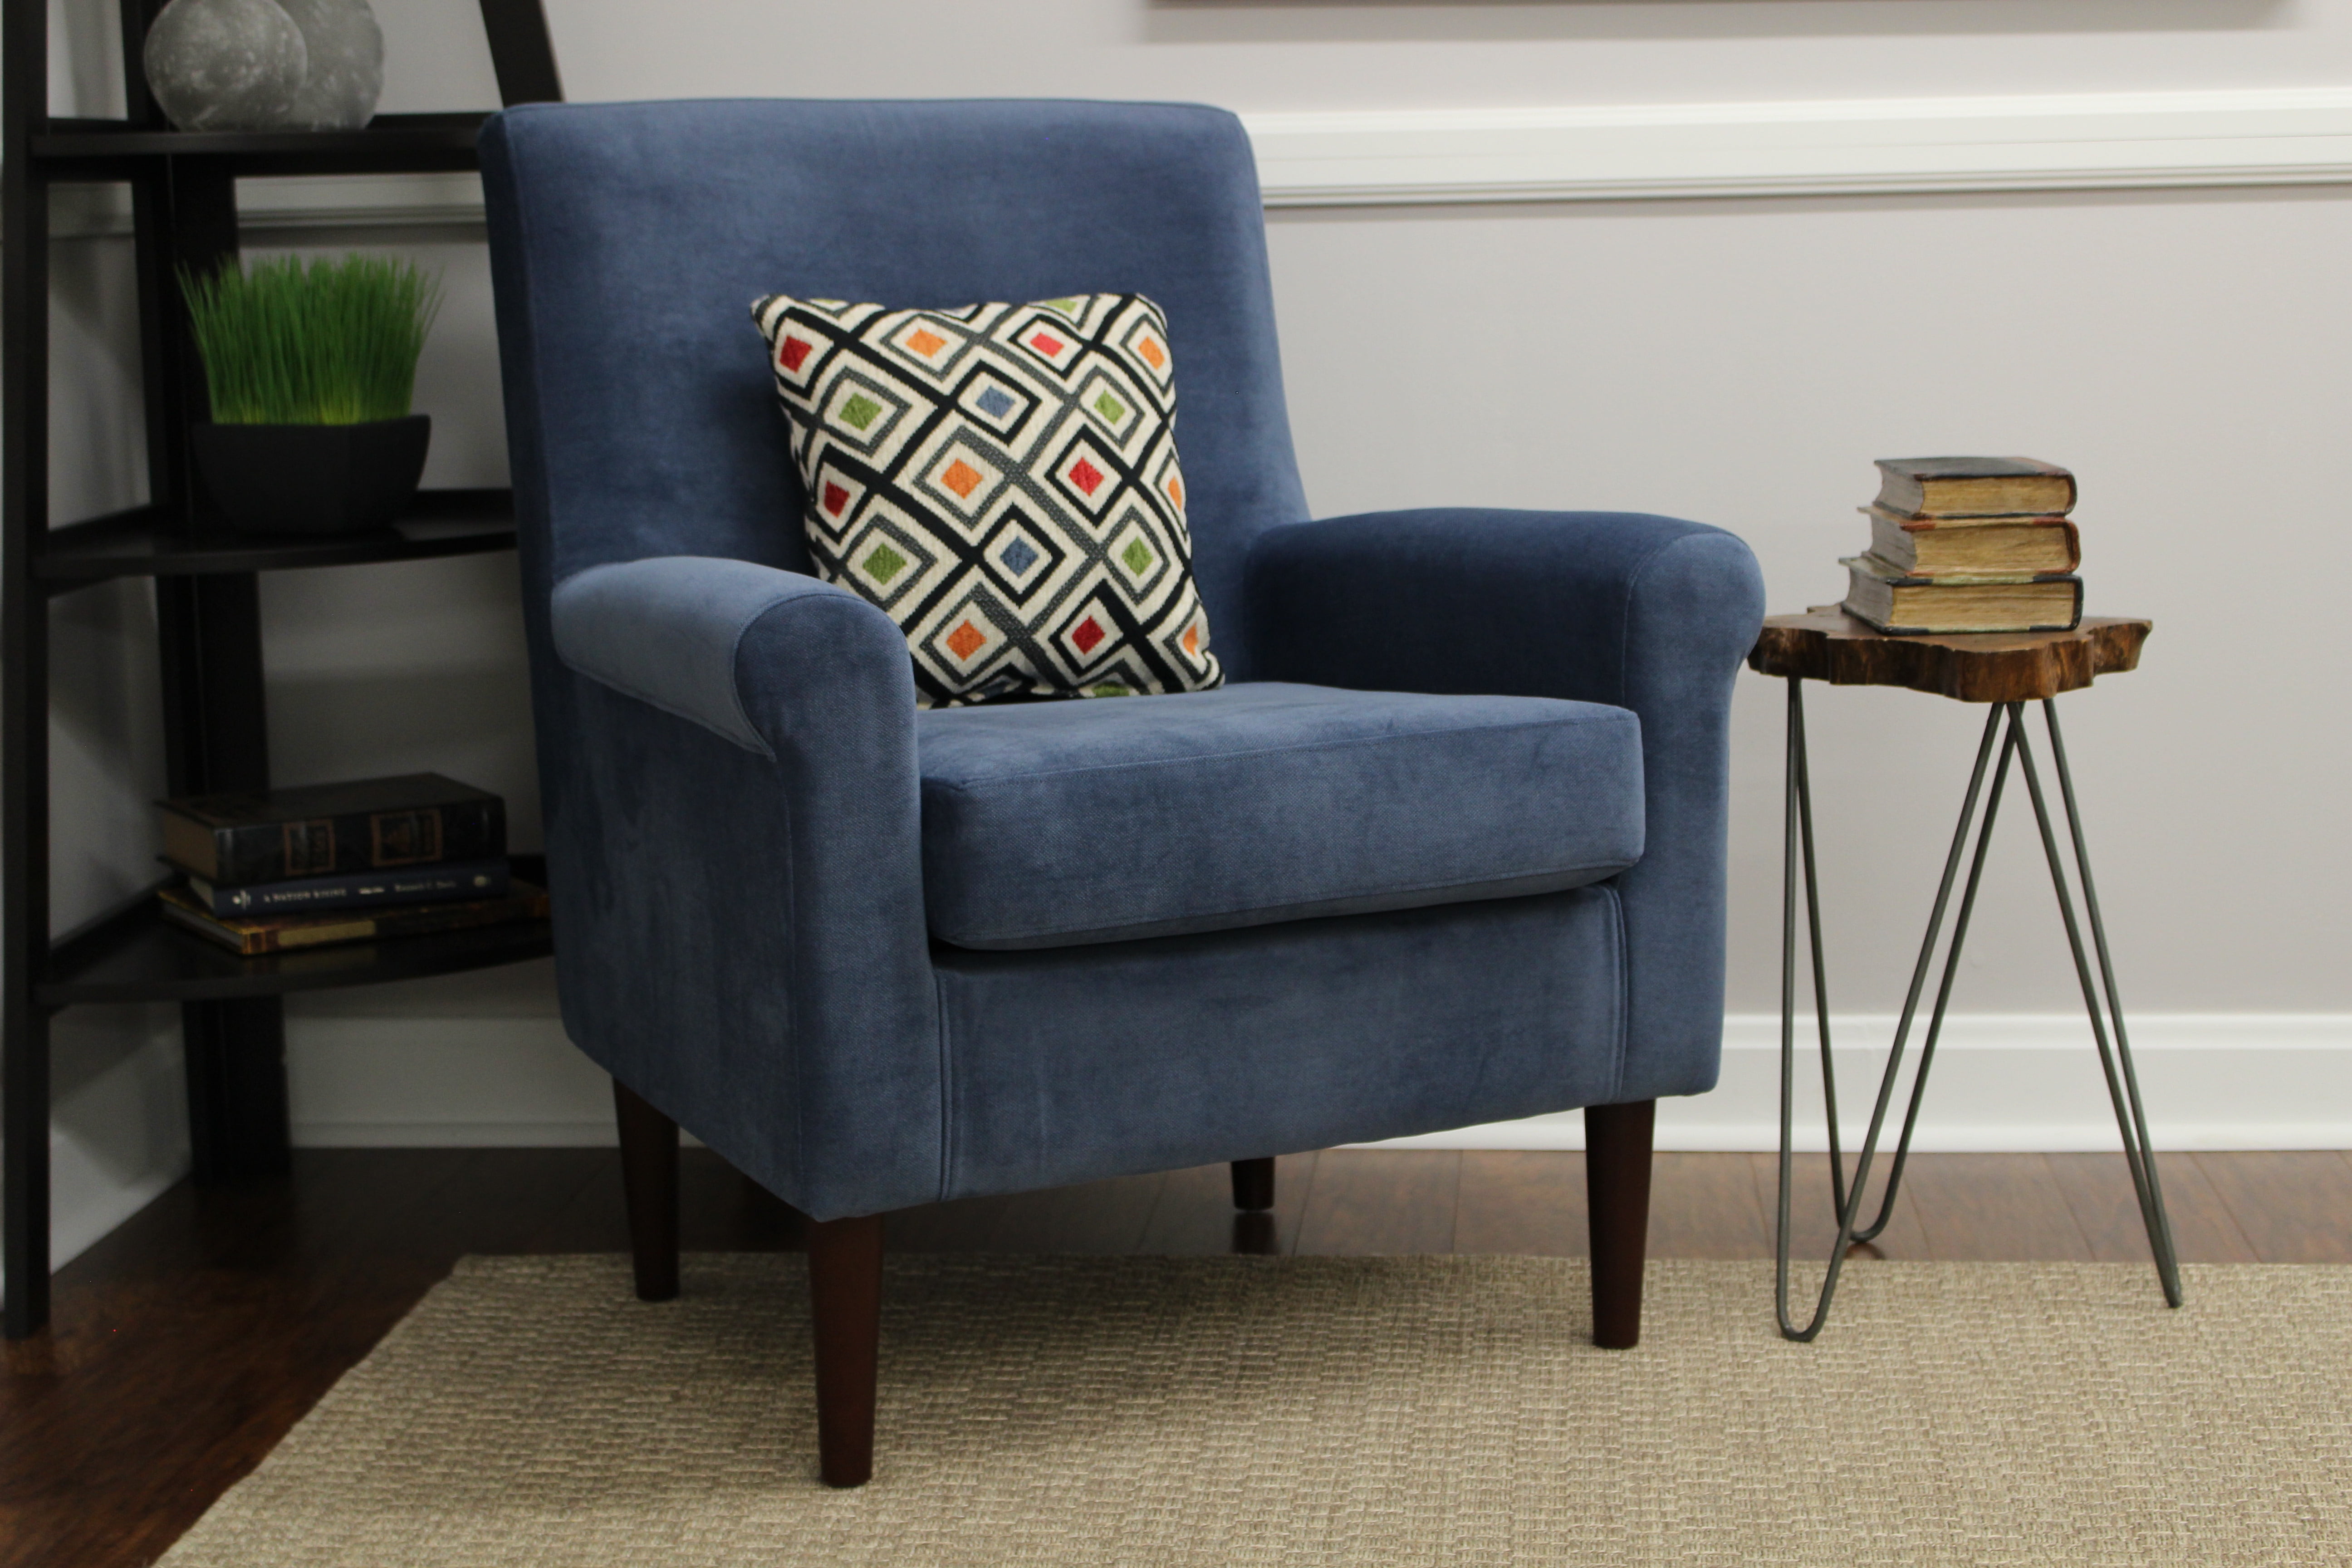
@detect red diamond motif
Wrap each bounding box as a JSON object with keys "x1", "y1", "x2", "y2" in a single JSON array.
[
  {"x1": 779, "y1": 336, "x2": 813, "y2": 373},
  {"x1": 1068, "y1": 457, "x2": 1104, "y2": 496},
  {"x1": 821, "y1": 481, "x2": 850, "y2": 516},
  {"x1": 1029, "y1": 332, "x2": 1065, "y2": 357},
  {"x1": 1071, "y1": 616, "x2": 1105, "y2": 656}
]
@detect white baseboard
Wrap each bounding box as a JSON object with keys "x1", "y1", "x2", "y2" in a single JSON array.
[
  {"x1": 279, "y1": 1012, "x2": 2352, "y2": 1155},
  {"x1": 45, "y1": 87, "x2": 2352, "y2": 241},
  {"x1": 41, "y1": 1029, "x2": 188, "y2": 1278},
  {"x1": 17, "y1": 1009, "x2": 2341, "y2": 1285},
  {"x1": 1363, "y1": 1014, "x2": 2352, "y2": 1153},
  {"x1": 288, "y1": 1015, "x2": 614, "y2": 1147}
]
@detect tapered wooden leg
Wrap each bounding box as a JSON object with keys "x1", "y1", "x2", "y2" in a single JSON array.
[
  {"x1": 808, "y1": 1212, "x2": 885, "y2": 1488},
  {"x1": 1230, "y1": 1156, "x2": 1275, "y2": 1212},
  {"x1": 1584, "y1": 1099, "x2": 1656, "y2": 1350},
  {"x1": 612, "y1": 1079, "x2": 679, "y2": 1303}
]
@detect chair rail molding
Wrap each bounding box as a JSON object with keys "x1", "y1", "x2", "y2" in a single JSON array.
[
  {"x1": 1243, "y1": 87, "x2": 2352, "y2": 206},
  {"x1": 43, "y1": 85, "x2": 2352, "y2": 241}
]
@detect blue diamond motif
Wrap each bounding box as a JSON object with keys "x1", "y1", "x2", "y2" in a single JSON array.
[
  {"x1": 998, "y1": 536, "x2": 1039, "y2": 575},
  {"x1": 976, "y1": 387, "x2": 1016, "y2": 420}
]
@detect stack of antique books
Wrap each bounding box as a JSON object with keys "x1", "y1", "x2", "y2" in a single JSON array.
[
  {"x1": 1840, "y1": 457, "x2": 2084, "y2": 634},
  {"x1": 156, "y1": 773, "x2": 544, "y2": 955}
]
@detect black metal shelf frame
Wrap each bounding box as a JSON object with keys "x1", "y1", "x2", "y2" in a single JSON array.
[
  {"x1": 4, "y1": 0, "x2": 563, "y2": 1338},
  {"x1": 43, "y1": 855, "x2": 552, "y2": 1007},
  {"x1": 39, "y1": 487, "x2": 515, "y2": 590}
]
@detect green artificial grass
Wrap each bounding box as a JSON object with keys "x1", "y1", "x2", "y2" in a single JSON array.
[{"x1": 179, "y1": 255, "x2": 442, "y2": 426}]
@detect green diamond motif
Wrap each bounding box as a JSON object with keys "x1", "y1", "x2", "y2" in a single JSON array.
[
  {"x1": 838, "y1": 393, "x2": 884, "y2": 431},
  {"x1": 1043, "y1": 297, "x2": 1082, "y2": 317},
  {"x1": 861, "y1": 541, "x2": 908, "y2": 584},
  {"x1": 1088, "y1": 683, "x2": 1134, "y2": 698},
  {"x1": 1121, "y1": 538, "x2": 1156, "y2": 577},
  {"x1": 1093, "y1": 391, "x2": 1127, "y2": 425}
]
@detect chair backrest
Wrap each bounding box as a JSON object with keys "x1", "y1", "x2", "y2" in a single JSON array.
[{"x1": 480, "y1": 98, "x2": 1312, "y2": 677}]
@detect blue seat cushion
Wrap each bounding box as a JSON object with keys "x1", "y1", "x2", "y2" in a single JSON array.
[{"x1": 914, "y1": 681, "x2": 1644, "y2": 950}]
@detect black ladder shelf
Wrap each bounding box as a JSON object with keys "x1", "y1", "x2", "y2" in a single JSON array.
[{"x1": 3, "y1": 0, "x2": 565, "y2": 1338}]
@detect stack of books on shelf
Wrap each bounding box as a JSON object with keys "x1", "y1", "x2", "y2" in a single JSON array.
[
  {"x1": 1840, "y1": 457, "x2": 2085, "y2": 634},
  {"x1": 156, "y1": 773, "x2": 546, "y2": 956}
]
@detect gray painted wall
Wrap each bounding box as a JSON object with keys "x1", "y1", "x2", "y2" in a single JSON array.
[{"x1": 20, "y1": 0, "x2": 2352, "y2": 1268}]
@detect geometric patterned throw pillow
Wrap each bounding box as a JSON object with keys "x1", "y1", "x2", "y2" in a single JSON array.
[{"x1": 751, "y1": 291, "x2": 1223, "y2": 708}]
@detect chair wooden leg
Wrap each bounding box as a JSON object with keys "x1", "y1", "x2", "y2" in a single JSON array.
[
  {"x1": 1584, "y1": 1099, "x2": 1656, "y2": 1350},
  {"x1": 808, "y1": 1212, "x2": 885, "y2": 1488},
  {"x1": 612, "y1": 1079, "x2": 679, "y2": 1303},
  {"x1": 1230, "y1": 1156, "x2": 1275, "y2": 1212}
]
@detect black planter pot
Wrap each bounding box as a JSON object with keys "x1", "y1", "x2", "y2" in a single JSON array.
[{"x1": 190, "y1": 414, "x2": 431, "y2": 534}]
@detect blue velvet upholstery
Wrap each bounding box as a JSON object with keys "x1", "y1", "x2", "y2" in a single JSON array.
[
  {"x1": 1245, "y1": 510, "x2": 1766, "y2": 1102},
  {"x1": 480, "y1": 98, "x2": 1764, "y2": 1221},
  {"x1": 934, "y1": 887, "x2": 1627, "y2": 1198},
  {"x1": 552, "y1": 556, "x2": 862, "y2": 757},
  {"x1": 918, "y1": 682, "x2": 1642, "y2": 949}
]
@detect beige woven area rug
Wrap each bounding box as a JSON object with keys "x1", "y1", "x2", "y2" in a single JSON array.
[{"x1": 160, "y1": 1254, "x2": 2351, "y2": 1567}]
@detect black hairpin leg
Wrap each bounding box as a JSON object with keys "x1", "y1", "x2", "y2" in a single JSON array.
[
  {"x1": 1775, "y1": 686, "x2": 2180, "y2": 1342},
  {"x1": 2019, "y1": 700, "x2": 2183, "y2": 1307}
]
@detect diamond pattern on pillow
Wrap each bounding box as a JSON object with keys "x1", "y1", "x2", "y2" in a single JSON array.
[{"x1": 753, "y1": 292, "x2": 1224, "y2": 708}]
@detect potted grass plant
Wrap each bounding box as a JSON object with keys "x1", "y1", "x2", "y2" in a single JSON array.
[{"x1": 181, "y1": 253, "x2": 441, "y2": 534}]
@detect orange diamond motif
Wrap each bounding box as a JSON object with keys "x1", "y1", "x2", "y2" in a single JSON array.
[
  {"x1": 1182, "y1": 621, "x2": 1201, "y2": 656},
  {"x1": 904, "y1": 326, "x2": 947, "y2": 358},
  {"x1": 1166, "y1": 476, "x2": 1183, "y2": 509},
  {"x1": 945, "y1": 619, "x2": 989, "y2": 662},
  {"x1": 940, "y1": 459, "x2": 984, "y2": 499},
  {"x1": 1137, "y1": 336, "x2": 1166, "y2": 370}
]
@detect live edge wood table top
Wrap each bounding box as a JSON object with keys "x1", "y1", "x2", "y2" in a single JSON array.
[{"x1": 1747, "y1": 607, "x2": 2152, "y2": 704}]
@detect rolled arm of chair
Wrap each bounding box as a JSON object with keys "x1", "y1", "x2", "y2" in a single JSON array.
[
  {"x1": 545, "y1": 557, "x2": 941, "y2": 1217},
  {"x1": 1243, "y1": 508, "x2": 1765, "y2": 1102}
]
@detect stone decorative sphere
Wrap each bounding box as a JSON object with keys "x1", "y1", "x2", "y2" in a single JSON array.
[
  {"x1": 144, "y1": 0, "x2": 307, "y2": 132},
  {"x1": 275, "y1": 0, "x2": 384, "y2": 132},
  {"x1": 142, "y1": 0, "x2": 384, "y2": 134}
]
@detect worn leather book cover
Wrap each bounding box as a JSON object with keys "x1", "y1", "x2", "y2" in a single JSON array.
[
  {"x1": 1863, "y1": 508, "x2": 2082, "y2": 577},
  {"x1": 1873, "y1": 457, "x2": 2078, "y2": 519},
  {"x1": 180, "y1": 857, "x2": 511, "y2": 918},
  {"x1": 1841, "y1": 554, "x2": 2083, "y2": 635},
  {"x1": 157, "y1": 880, "x2": 548, "y2": 957},
  {"x1": 160, "y1": 773, "x2": 505, "y2": 885}
]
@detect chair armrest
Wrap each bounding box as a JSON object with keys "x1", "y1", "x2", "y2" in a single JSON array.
[
  {"x1": 551, "y1": 556, "x2": 852, "y2": 757},
  {"x1": 542, "y1": 557, "x2": 941, "y2": 1218},
  {"x1": 1243, "y1": 508, "x2": 1765, "y2": 1102}
]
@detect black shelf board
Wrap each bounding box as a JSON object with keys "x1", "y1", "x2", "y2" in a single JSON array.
[
  {"x1": 40, "y1": 855, "x2": 552, "y2": 1007},
  {"x1": 39, "y1": 488, "x2": 517, "y2": 590},
  {"x1": 31, "y1": 112, "x2": 491, "y2": 177}
]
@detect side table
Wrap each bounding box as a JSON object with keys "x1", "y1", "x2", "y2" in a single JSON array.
[{"x1": 1746, "y1": 609, "x2": 2182, "y2": 1341}]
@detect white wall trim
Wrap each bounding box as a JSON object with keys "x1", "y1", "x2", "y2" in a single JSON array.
[
  {"x1": 22, "y1": 1009, "x2": 2339, "y2": 1285},
  {"x1": 1244, "y1": 88, "x2": 2352, "y2": 206},
  {"x1": 1364, "y1": 1013, "x2": 2352, "y2": 1153},
  {"x1": 279, "y1": 1012, "x2": 2352, "y2": 1155},
  {"x1": 44, "y1": 86, "x2": 2352, "y2": 242}
]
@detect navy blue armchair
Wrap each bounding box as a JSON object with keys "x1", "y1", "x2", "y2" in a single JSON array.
[{"x1": 481, "y1": 98, "x2": 1764, "y2": 1487}]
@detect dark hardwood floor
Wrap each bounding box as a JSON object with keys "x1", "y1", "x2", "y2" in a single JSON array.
[{"x1": 4, "y1": 1146, "x2": 2347, "y2": 1567}]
